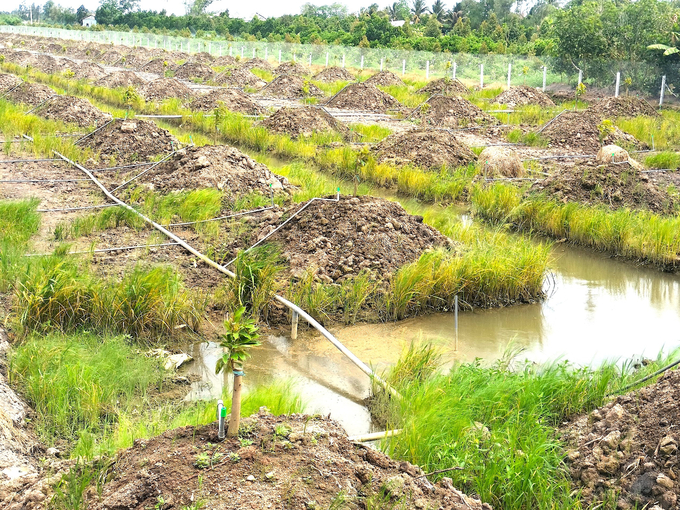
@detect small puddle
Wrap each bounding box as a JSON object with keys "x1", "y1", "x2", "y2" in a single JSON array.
[{"x1": 183, "y1": 242, "x2": 680, "y2": 436}]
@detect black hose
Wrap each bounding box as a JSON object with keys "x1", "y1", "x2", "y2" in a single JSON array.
[{"x1": 609, "y1": 357, "x2": 680, "y2": 396}]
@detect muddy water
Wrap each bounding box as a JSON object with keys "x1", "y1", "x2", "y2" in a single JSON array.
[{"x1": 183, "y1": 243, "x2": 680, "y2": 435}]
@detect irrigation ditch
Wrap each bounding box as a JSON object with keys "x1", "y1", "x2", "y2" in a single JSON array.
[{"x1": 1, "y1": 32, "x2": 680, "y2": 510}]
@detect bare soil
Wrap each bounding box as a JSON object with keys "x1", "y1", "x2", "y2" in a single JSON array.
[
  {"x1": 586, "y1": 96, "x2": 659, "y2": 119},
  {"x1": 240, "y1": 57, "x2": 274, "y2": 72},
  {"x1": 188, "y1": 88, "x2": 266, "y2": 115},
  {"x1": 139, "y1": 59, "x2": 178, "y2": 74},
  {"x1": 6, "y1": 82, "x2": 56, "y2": 107},
  {"x1": 261, "y1": 75, "x2": 324, "y2": 98},
  {"x1": 253, "y1": 195, "x2": 451, "y2": 282},
  {"x1": 326, "y1": 83, "x2": 402, "y2": 112},
  {"x1": 94, "y1": 71, "x2": 146, "y2": 88},
  {"x1": 213, "y1": 55, "x2": 237, "y2": 67},
  {"x1": 274, "y1": 61, "x2": 312, "y2": 76},
  {"x1": 0, "y1": 73, "x2": 22, "y2": 92},
  {"x1": 73, "y1": 61, "x2": 108, "y2": 80},
  {"x1": 418, "y1": 78, "x2": 469, "y2": 96},
  {"x1": 313, "y1": 66, "x2": 355, "y2": 82},
  {"x1": 493, "y1": 86, "x2": 555, "y2": 107},
  {"x1": 173, "y1": 62, "x2": 215, "y2": 81},
  {"x1": 84, "y1": 410, "x2": 491, "y2": 510},
  {"x1": 120, "y1": 53, "x2": 149, "y2": 70},
  {"x1": 188, "y1": 52, "x2": 215, "y2": 65},
  {"x1": 37, "y1": 95, "x2": 112, "y2": 128},
  {"x1": 139, "y1": 78, "x2": 194, "y2": 102},
  {"x1": 260, "y1": 106, "x2": 352, "y2": 139},
  {"x1": 373, "y1": 129, "x2": 477, "y2": 170},
  {"x1": 562, "y1": 368, "x2": 680, "y2": 510},
  {"x1": 413, "y1": 95, "x2": 498, "y2": 128},
  {"x1": 144, "y1": 144, "x2": 295, "y2": 197},
  {"x1": 213, "y1": 67, "x2": 266, "y2": 89},
  {"x1": 83, "y1": 119, "x2": 179, "y2": 166},
  {"x1": 98, "y1": 50, "x2": 123, "y2": 65},
  {"x1": 365, "y1": 70, "x2": 405, "y2": 87},
  {"x1": 529, "y1": 161, "x2": 676, "y2": 214},
  {"x1": 541, "y1": 111, "x2": 645, "y2": 153}
]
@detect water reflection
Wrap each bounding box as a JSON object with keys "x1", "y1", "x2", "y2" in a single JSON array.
[{"x1": 184, "y1": 242, "x2": 680, "y2": 436}]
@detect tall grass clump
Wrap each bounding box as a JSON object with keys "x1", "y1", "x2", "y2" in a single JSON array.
[
  {"x1": 9, "y1": 332, "x2": 165, "y2": 443},
  {"x1": 380, "y1": 347, "x2": 620, "y2": 509},
  {"x1": 0, "y1": 199, "x2": 40, "y2": 290},
  {"x1": 645, "y1": 151, "x2": 680, "y2": 169}
]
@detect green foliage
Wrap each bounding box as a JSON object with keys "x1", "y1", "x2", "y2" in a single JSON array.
[{"x1": 215, "y1": 306, "x2": 261, "y2": 375}]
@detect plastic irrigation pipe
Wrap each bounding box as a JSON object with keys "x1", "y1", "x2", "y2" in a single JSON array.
[
  {"x1": 53, "y1": 150, "x2": 400, "y2": 398},
  {"x1": 0, "y1": 158, "x2": 61, "y2": 163},
  {"x1": 110, "y1": 150, "x2": 178, "y2": 193},
  {"x1": 25, "y1": 242, "x2": 179, "y2": 257},
  {"x1": 536, "y1": 109, "x2": 566, "y2": 134},
  {"x1": 163, "y1": 206, "x2": 275, "y2": 227},
  {"x1": 73, "y1": 118, "x2": 115, "y2": 145},
  {"x1": 347, "y1": 429, "x2": 403, "y2": 442},
  {"x1": 610, "y1": 357, "x2": 680, "y2": 396},
  {"x1": 37, "y1": 203, "x2": 117, "y2": 213}
]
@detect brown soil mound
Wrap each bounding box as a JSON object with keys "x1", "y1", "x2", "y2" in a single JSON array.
[
  {"x1": 240, "y1": 57, "x2": 274, "y2": 72},
  {"x1": 254, "y1": 195, "x2": 450, "y2": 281},
  {"x1": 479, "y1": 147, "x2": 524, "y2": 177},
  {"x1": 542, "y1": 111, "x2": 645, "y2": 152},
  {"x1": 37, "y1": 95, "x2": 112, "y2": 128},
  {"x1": 3, "y1": 50, "x2": 32, "y2": 66},
  {"x1": 6, "y1": 82, "x2": 56, "y2": 106},
  {"x1": 563, "y1": 368, "x2": 680, "y2": 510},
  {"x1": 313, "y1": 66, "x2": 355, "y2": 82},
  {"x1": 120, "y1": 53, "x2": 148, "y2": 69},
  {"x1": 262, "y1": 74, "x2": 324, "y2": 98},
  {"x1": 173, "y1": 62, "x2": 214, "y2": 81},
  {"x1": 529, "y1": 161, "x2": 675, "y2": 213},
  {"x1": 213, "y1": 67, "x2": 266, "y2": 89},
  {"x1": 146, "y1": 145, "x2": 294, "y2": 196},
  {"x1": 493, "y1": 86, "x2": 555, "y2": 107},
  {"x1": 94, "y1": 71, "x2": 146, "y2": 88},
  {"x1": 418, "y1": 78, "x2": 469, "y2": 96},
  {"x1": 213, "y1": 55, "x2": 237, "y2": 67},
  {"x1": 188, "y1": 51, "x2": 214, "y2": 64},
  {"x1": 260, "y1": 106, "x2": 352, "y2": 139},
  {"x1": 0, "y1": 73, "x2": 22, "y2": 92},
  {"x1": 139, "y1": 58, "x2": 178, "y2": 74},
  {"x1": 274, "y1": 61, "x2": 311, "y2": 76},
  {"x1": 73, "y1": 61, "x2": 108, "y2": 80},
  {"x1": 365, "y1": 70, "x2": 404, "y2": 87},
  {"x1": 99, "y1": 50, "x2": 122, "y2": 65},
  {"x1": 88, "y1": 411, "x2": 490, "y2": 510},
  {"x1": 189, "y1": 88, "x2": 266, "y2": 115},
  {"x1": 139, "y1": 78, "x2": 194, "y2": 102},
  {"x1": 32, "y1": 54, "x2": 70, "y2": 74},
  {"x1": 373, "y1": 129, "x2": 476, "y2": 170},
  {"x1": 587, "y1": 96, "x2": 659, "y2": 119},
  {"x1": 326, "y1": 82, "x2": 402, "y2": 112},
  {"x1": 46, "y1": 42, "x2": 65, "y2": 54},
  {"x1": 83, "y1": 119, "x2": 178, "y2": 165},
  {"x1": 413, "y1": 95, "x2": 498, "y2": 127}
]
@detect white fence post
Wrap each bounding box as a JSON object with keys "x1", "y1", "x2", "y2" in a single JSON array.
[
  {"x1": 507, "y1": 62, "x2": 511, "y2": 88},
  {"x1": 480, "y1": 64, "x2": 484, "y2": 89},
  {"x1": 453, "y1": 62, "x2": 457, "y2": 80},
  {"x1": 278, "y1": 49, "x2": 282, "y2": 63},
  {"x1": 252, "y1": 48, "x2": 255, "y2": 58},
  {"x1": 293, "y1": 52, "x2": 296, "y2": 62},
  {"x1": 615, "y1": 71, "x2": 620, "y2": 97},
  {"x1": 578, "y1": 69, "x2": 583, "y2": 86},
  {"x1": 309, "y1": 53, "x2": 312, "y2": 66},
  {"x1": 426, "y1": 60, "x2": 429, "y2": 79},
  {"x1": 380, "y1": 58, "x2": 383, "y2": 71},
  {"x1": 402, "y1": 59, "x2": 405, "y2": 75},
  {"x1": 542, "y1": 66, "x2": 547, "y2": 92},
  {"x1": 241, "y1": 46, "x2": 244, "y2": 58},
  {"x1": 326, "y1": 52, "x2": 329, "y2": 67},
  {"x1": 660, "y1": 75, "x2": 666, "y2": 106},
  {"x1": 264, "y1": 47, "x2": 267, "y2": 60},
  {"x1": 342, "y1": 54, "x2": 345, "y2": 68},
  {"x1": 361, "y1": 55, "x2": 364, "y2": 69}
]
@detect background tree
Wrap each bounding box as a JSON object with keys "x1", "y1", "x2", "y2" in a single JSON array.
[
  {"x1": 411, "y1": 0, "x2": 429, "y2": 22},
  {"x1": 430, "y1": 0, "x2": 446, "y2": 22},
  {"x1": 76, "y1": 4, "x2": 88, "y2": 23}
]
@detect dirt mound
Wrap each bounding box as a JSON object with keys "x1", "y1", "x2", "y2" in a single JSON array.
[
  {"x1": 261, "y1": 74, "x2": 324, "y2": 98},
  {"x1": 541, "y1": 111, "x2": 645, "y2": 152},
  {"x1": 6, "y1": 82, "x2": 56, "y2": 107},
  {"x1": 365, "y1": 70, "x2": 405, "y2": 87},
  {"x1": 120, "y1": 53, "x2": 148, "y2": 69},
  {"x1": 255, "y1": 195, "x2": 450, "y2": 281},
  {"x1": 139, "y1": 78, "x2": 194, "y2": 102},
  {"x1": 37, "y1": 95, "x2": 112, "y2": 128},
  {"x1": 563, "y1": 368, "x2": 680, "y2": 510},
  {"x1": 88, "y1": 411, "x2": 490, "y2": 510},
  {"x1": 3, "y1": 50, "x2": 32, "y2": 66},
  {"x1": 99, "y1": 50, "x2": 122, "y2": 65},
  {"x1": 479, "y1": 147, "x2": 524, "y2": 177},
  {"x1": 260, "y1": 106, "x2": 352, "y2": 139},
  {"x1": 189, "y1": 88, "x2": 266, "y2": 115},
  {"x1": 240, "y1": 57, "x2": 274, "y2": 72},
  {"x1": 94, "y1": 71, "x2": 146, "y2": 88},
  {"x1": 46, "y1": 42, "x2": 65, "y2": 54},
  {"x1": 373, "y1": 129, "x2": 476, "y2": 170},
  {"x1": 530, "y1": 161, "x2": 675, "y2": 213},
  {"x1": 0, "y1": 73, "x2": 22, "y2": 92},
  {"x1": 418, "y1": 78, "x2": 469, "y2": 96},
  {"x1": 313, "y1": 66, "x2": 355, "y2": 82},
  {"x1": 83, "y1": 119, "x2": 178, "y2": 165},
  {"x1": 139, "y1": 58, "x2": 178, "y2": 74},
  {"x1": 173, "y1": 61, "x2": 214, "y2": 81},
  {"x1": 326, "y1": 82, "x2": 402, "y2": 112},
  {"x1": 587, "y1": 96, "x2": 659, "y2": 119},
  {"x1": 274, "y1": 61, "x2": 311, "y2": 76},
  {"x1": 213, "y1": 55, "x2": 237, "y2": 67},
  {"x1": 493, "y1": 86, "x2": 555, "y2": 107},
  {"x1": 413, "y1": 95, "x2": 498, "y2": 127},
  {"x1": 73, "y1": 61, "x2": 108, "y2": 80},
  {"x1": 188, "y1": 51, "x2": 215, "y2": 64},
  {"x1": 146, "y1": 144, "x2": 294, "y2": 196},
  {"x1": 213, "y1": 67, "x2": 266, "y2": 89},
  {"x1": 31, "y1": 54, "x2": 70, "y2": 74}
]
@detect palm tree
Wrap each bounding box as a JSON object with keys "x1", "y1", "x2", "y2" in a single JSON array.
[
  {"x1": 387, "y1": 2, "x2": 400, "y2": 20},
  {"x1": 411, "y1": 0, "x2": 429, "y2": 21},
  {"x1": 442, "y1": 9, "x2": 460, "y2": 32},
  {"x1": 430, "y1": 0, "x2": 446, "y2": 21}
]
